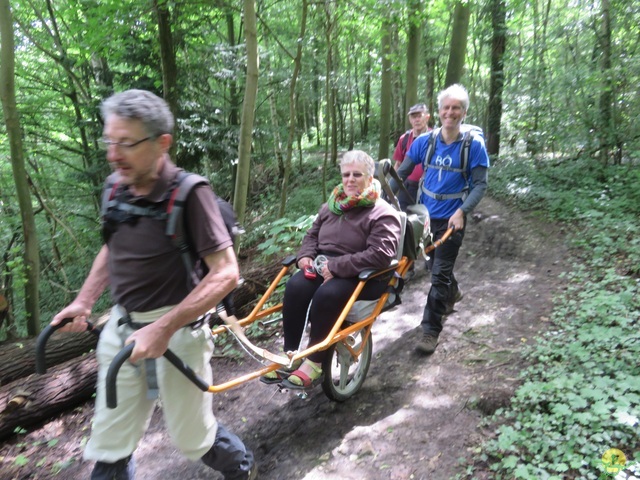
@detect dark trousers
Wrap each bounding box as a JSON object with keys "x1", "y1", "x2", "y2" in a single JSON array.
[
  {"x1": 201, "y1": 424, "x2": 254, "y2": 480},
  {"x1": 398, "y1": 179, "x2": 419, "y2": 212},
  {"x1": 421, "y1": 218, "x2": 465, "y2": 335},
  {"x1": 283, "y1": 270, "x2": 388, "y2": 363},
  {"x1": 92, "y1": 424, "x2": 253, "y2": 480}
]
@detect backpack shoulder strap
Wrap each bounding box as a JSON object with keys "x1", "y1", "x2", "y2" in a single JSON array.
[
  {"x1": 100, "y1": 173, "x2": 121, "y2": 218},
  {"x1": 422, "y1": 128, "x2": 439, "y2": 169},
  {"x1": 165, "y1": 171, "x2": 210, "y2": 241},
  {"x1": 460, "y1": 130, "x2": 473, "y2": 184},
  {"x1": 165, "y1": 171, "x2": 210, "y2": 290},
  {"x1": 400, "y1": 129, "x2": 412, "y2": 157}
]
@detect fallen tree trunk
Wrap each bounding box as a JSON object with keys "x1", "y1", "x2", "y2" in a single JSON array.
[
  {"x1": 0, "y1": 353, "x2": 97, "y2": 441},
  {"x1": 0, "y1": 313, "x2": 108, "y2": 386},
  {"x1": 0, "y1": 333, "x2": 97, "y2": 386}
]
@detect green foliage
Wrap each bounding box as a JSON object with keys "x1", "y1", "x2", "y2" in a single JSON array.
[
  {"x1": 460, "y1": 157, "x2": 640, "y2": 479},
  {"x1": 256, "y1": 215, "x2": 316, "y2": 257}
]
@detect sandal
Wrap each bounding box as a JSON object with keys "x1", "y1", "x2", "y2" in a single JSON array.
[
  {"x1": 260, "y1": 359, "x2": 302, "y2": 385},
  {"x1": 282, "y1": 359, "x2": 323, "y2": 390}
]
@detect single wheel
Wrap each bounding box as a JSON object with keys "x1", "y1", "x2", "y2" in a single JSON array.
[{"x1": 321, "y1": 327, "x2": 373, "y2": 402}]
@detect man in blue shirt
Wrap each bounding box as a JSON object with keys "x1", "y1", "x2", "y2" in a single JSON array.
[{"x1": 394, "y1": 84, "x2": 489, "y2": 354}]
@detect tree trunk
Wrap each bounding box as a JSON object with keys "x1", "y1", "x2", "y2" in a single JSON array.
[
  {"x1": 226, "y1": 11, "x2": 240, "y2": 128},
  {"x1": 0, "y1": 0, "x2": 41, "y2": 336},
  {"x1": 321, "y1": 0, "x2": 335, "y2": 200},
  {"x1": 378, "y1": 22, "x2": 393, "y2": 160},
  {"x1": 362, "y1": 57, "x2": 372, "y2": 138},
  {"x1": 487, "y1": 0, "x2": 507, "y2": 157},
  {"x1": 233, "y1": 0, "x2": 259, "y2": 227},
  {"x1": 0, "y1": 355, "x2": 98, "y2": 441},
  {"x1": 405, "y1": 0, "x2": 422, "y2": 129},
  {"x1": 444, "y1": 1, "x2": 470, "y2": 87},
  {"x1": 279, "y1": 0, "x2": 308, "y2": 217},
  {"x1": 598, "y1": 0, "x2": 613, "y2": 165},
  {"x1": 154, "y1": 0, "x2": 179, "y2": 162},
  {"x1": 0, "y1": 333, "x2": 98, "y2": 387}
]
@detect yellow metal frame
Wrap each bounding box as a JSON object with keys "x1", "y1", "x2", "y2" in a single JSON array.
[{"x1": 206, "y1": 255, "x2": 413, "y2": 393}]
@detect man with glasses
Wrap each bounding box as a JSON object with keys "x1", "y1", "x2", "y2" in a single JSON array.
[{"x1": 50, "y1": 89, "x2": 257, "y2": 480}]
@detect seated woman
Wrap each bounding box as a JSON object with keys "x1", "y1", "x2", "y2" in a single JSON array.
[{"x1": 267, "y1": 150, "x2": 401, "y2": 390}]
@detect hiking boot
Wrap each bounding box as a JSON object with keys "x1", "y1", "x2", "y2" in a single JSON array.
[
  {"x1": 415, "y1": 334, "x2": 439, "y2": 355},
  {"x1": 444, "y1": 288, "x2": 464, "y2": 315}
]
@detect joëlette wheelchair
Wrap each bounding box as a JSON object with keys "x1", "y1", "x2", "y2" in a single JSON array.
[{"x1": 36, "y1": 160, "x2": 453, "y2": 405}]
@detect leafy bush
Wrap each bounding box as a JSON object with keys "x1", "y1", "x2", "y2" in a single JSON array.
[{"x1": 460, "y1": 155, "x2": 640, "y2": 479}]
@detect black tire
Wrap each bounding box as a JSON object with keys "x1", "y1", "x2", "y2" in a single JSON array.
[{"x1": 321, "y1": 327, "x2": 373, "y2": 402}]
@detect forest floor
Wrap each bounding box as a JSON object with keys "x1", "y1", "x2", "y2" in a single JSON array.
[{"x1": 0, "y1": 195, "x2": 571, "y2": 480}]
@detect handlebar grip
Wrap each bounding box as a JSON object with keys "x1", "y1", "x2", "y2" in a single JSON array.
[
  {"x1": 106, "y1": 343, "x2": 134, "y2": 409},
  {"x1": 106, "y1": 344, "x2": 210, "y2": 409},
  {"x1": 35, "y1": 318, "x2": 73, "y2": 374},
  {"x1": 162, "y1": 349, "x2": 210, "y2": 392}
]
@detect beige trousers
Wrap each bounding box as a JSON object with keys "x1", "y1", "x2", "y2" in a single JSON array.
[{"x1": 84, "y1": 305, "x2": 217, "y2": 463}]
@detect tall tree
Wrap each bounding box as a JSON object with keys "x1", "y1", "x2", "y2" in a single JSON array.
[
  {"x1": 444, "y1": 1, "x2": 470, "y2": 87},
  {"x1": 377, "y1": 21, "x2": 393, "y2": 160},
  {"x1": 0, "y1": 0, "x2": 40, "y2": 335},
  {"x1": 278, "y1": 0, "x2": 308, "y2": 216},
  {"x1": 487, "y1": 0, "x2": 507, "y2": 156},
  {"x1": 598, "y1": 0, "x2": 614, "y2": 164},
  {"x1": 154, "y1": 0, "x2": 179, "y2": 160},
  {"x1": 405, "y1": 0, "x2": 423, "y2": 128},
  {"x1": 233, "y1": 0, "x2": 259, "y2": 226}
]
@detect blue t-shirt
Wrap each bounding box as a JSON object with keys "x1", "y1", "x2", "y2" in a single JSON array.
[{"x1": 406, "y1": 130, "x2": 490, "y2": 219}]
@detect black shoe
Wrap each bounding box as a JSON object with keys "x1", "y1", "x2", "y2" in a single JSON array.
[
  {"x1": 444, "y1": 288, "x2": 464, "y2": 315},
  {"x1": 91, "y1": 456, "x2": 135, "y2": 480},
  {"x1": 415, "y1": 334, "x2": 439, "y2": 355}
]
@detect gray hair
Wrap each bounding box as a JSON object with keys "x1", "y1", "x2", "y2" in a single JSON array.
[
  {"x1": 101, "y1": 89, "x2": 174, "y2": 136},
  {"x1": 437, "y1": 83, "x2": 470, "y2": 112},
  {"x1": 340, "y1": 150, "x2": 375, "y2": 177}
]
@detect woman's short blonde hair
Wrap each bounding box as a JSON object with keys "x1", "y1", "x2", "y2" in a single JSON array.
[{"x1": 340, "y1": 150, "x2": 375, "y2": 177}]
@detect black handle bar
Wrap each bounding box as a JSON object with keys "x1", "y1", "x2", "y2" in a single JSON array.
[
  {"x1": 106, "y1": 342, "x2": 210, "y2": 409},
  {"x1": 35, "y1": 318, "x2": 96, "y2": 374}
]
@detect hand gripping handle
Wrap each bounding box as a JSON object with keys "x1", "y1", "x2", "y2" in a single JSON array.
[
  {"x1": 35, "y1": 318, "x2": 97, "y2": 374},
  {"x1": 106, "y1": 342, "x2": 210, "y2": 409}
]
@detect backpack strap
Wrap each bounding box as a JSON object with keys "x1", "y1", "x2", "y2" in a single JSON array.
[
  {"x1": 419, "y1": 127, "x2": 476, "y2": 201},
  {"x1": 400, "y1": 129, "x2": 412, "y2": 158},
  {"x1": 165, "y1": 171, "x2": 210, "y2": 289}
]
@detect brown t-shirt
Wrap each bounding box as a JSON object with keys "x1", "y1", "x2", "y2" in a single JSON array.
[{"x1": 104, "y1": 161, "x2": 233, "y2": 313}]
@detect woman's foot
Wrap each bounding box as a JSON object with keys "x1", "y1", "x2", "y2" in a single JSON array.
[
  {"x1": 282, "y1": 359, "x2": 323, "y2": 390},
  {"x1": 260, "y1": 358, "x2": 302, "y2": 385}
]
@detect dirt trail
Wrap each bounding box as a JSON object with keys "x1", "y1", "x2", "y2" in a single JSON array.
[{"x1": 0, "y1": 196, "x2": 569, "y2": 480}]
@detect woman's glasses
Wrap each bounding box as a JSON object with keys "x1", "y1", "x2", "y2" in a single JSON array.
[{"x1": 341, "y1": 171, "x2": 365, "y2": 178}]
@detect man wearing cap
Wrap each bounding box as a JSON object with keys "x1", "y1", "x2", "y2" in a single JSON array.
[{"x1": 393, "y1": 103, "x2": 431, "y2": 211}]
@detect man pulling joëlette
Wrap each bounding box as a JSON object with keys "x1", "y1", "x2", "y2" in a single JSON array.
[
  {"x1": 393, "y1": 84, "x2": 489, "y2": 355},
  {"x1": 50, "y1": 89, "x2": 256, "y2": 480}
]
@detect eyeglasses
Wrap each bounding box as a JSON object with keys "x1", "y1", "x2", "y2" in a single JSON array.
[
  {"x1": 341, "y1": 171, "x2": 365, "y2": 179},
  {"x1": 98, "y1": 135, "x2": 157, "y2": 151}
]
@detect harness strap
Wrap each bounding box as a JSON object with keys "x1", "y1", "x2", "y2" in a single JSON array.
[
  {"x1": 418, "y1": 127, "x2": 474, "y2": 202},
  {"x1": 420, "y1": 187, "x2": 467, "y2": 200},
  {"x1": 376, "y1": 159, "x2": 413, "y2": 211},
  {"x1": 144, "y1": 359, "x2": 159, "y2": 400}
]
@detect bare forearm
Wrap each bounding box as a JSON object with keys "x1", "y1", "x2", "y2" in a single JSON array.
[
  {"x1": 154, "y1": 247, "x2": 239, "y2": 333},
  {"x1": 75, "y1": 245, "x2": 110, "y2": 308}
]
